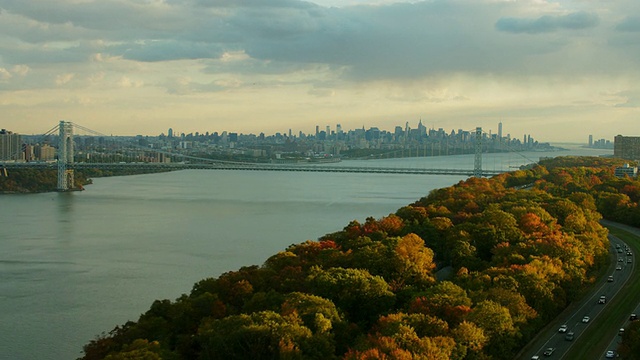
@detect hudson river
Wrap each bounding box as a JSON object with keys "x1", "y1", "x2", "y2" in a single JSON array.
[{"x1": 0, "y1": 146, "x2": 610, "y2": 359}]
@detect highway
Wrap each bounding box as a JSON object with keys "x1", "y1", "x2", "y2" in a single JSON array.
[
  {"x1": 520, "y1": 231, "x2": 635, "y2": 360},
  {"x1": 596, "y1": 222, "x2": 640, "y2": 359}
]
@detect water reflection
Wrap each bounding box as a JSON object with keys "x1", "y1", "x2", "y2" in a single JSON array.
[{"x1": 56, "y1": 192, "x2": 75, "y2": 244}]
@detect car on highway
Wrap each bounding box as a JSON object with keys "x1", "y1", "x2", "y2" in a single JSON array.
[
  {"x1": 582, "y1": 315, "x2": 591, "y2": 323},
  {"x1": 558, "y1": 324, "x2": 568, "y2": 333},
  {"x1": 631, "y1": 313, "x2": 638, "y2": 321},
  {"x1": 619, "y1": 258, "x2": 624, "y2": 262},
  {"x1": 531, "y1": 356, "x2": 540, "y2": 360},
  {"x1": 608, "y1": 275, "x2": 614, "y2": 282},
  {"x1": 616, "y1": 265, "x2": 623, "y2": 271},
  {"x1": 543, "y1": 347, "x2": 555, "y2": 356},
  {"x1": 606, "y1": 350, "x2": 615, "y2": 358},
  {"x1": 628, "y1": 258, "x2": 632, "y2": 263},
  {"x1": 599, "y1": 295, "x2": 607, "y2": 304},
  {"x1": 564, "y1": 331, "x2": 574, "y2": 341},
  {"x1": 618, "y1": 248, "x2": 623, "y2": 253}
]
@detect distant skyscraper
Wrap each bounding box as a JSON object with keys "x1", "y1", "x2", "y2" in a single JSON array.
[
  {"x1": 498, "y1": 122, "x2": 503, "y2": 139},
  {"x1": 315, "y1": 125, "x2": 319, "y2": 138},
  {"x1": 417, "y1": 119, "x2": 426, "y2": 136},
  {"x1": 336, "y1": 124, "x2": 342, "y2": 134},
  {"x1": 168, "y1": 128, "x2": 174, "y2": 138},
  {"x1": 589, "y1": 135, "x2": 593, "y2": 147}
]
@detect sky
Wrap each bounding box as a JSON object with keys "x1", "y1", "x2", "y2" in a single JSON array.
[{"x1": 1, "y1": 0, "x2": 639, "y2": 143}]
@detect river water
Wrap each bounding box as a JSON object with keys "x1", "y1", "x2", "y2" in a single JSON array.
[{"x1": 0, "y1": 146, "x2": 610, "y2": 360}]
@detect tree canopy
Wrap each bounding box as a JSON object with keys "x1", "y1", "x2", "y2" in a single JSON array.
[{"x1": 81, "y1": 156, "x2": 640, "y2": 360}]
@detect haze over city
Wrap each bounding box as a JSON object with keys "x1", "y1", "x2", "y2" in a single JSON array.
[{"x1": 1, "y1": 0, "x2": 639, "y2": 142}]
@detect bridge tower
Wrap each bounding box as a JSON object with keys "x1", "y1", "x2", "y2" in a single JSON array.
[
  {"x1": 57, "y1": 121, "x2": 75, "y2": 191},
  {"x1": 474, "y1": 127, "x2": 482, "y2": 177}
]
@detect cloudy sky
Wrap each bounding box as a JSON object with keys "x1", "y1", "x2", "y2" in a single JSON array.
[{"x1": 1, "y1": 0, "x2": 639, "y2": 143}]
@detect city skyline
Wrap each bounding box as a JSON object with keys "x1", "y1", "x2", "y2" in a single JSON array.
[{"x1": 1, "y1": 0, "x2": 639, "y2": 142}]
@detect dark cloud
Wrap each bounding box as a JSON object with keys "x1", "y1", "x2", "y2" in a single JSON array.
[
  {"x1": 193, "y1": 0, "x2": 316, "y2": 9},
  {"x1": 495, "y1": 11, "x2": 599, "y2": 34},
  {"x1": 0, "y1": 43, "x2": 93, "y2": 64},
  {"x1": 110, "y1": 41, "x2": 224, "y2": 62},
  {"x1": 616, "y1": 16, "x2": 640, "y2": 32}
]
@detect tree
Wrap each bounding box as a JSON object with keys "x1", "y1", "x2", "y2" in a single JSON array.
[
  {"x1": 451, "y1": 321, "x2": 488, "y2": 359},
  {"x1": 103, "y1": 339, "x2": 165, "y2": 360},
  {"x1": 306, "y1": 267, "x2": 396, "y2": 325},
  {"x1": 409, "y1": 281, "x2": 472, "y2": 326},
  {"x1": 393, "y1": 233, "x2": 436, "y2": 286},
  {"x1": 198, "y1": 311, "x2": 331, "y2": 360}
]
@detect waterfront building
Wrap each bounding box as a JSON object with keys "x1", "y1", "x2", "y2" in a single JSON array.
[
  {"x1": 614, "y1": 135, "x2": 640, "y2": 160},
  {"x1": 0, "y1": 129, "x2": 22, "y2": 161}
]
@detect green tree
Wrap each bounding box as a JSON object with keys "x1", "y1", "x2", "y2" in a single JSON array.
[
  {"x1": 198, "y1": 311, "x2": 331, "y2": 360},
  {"x1": 306, "y1": 267, "x2": 395, "y2": 326}
]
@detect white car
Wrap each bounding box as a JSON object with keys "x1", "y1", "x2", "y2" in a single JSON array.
[
  {"x1": 558, "y1": 324, "x2": 568, "y2": 333},
  {"x1": 582, "y1": 316, "x2": 591, "y2": 323},
  {"x1": 606, "y1": 350, "x2": 615, "y2": 358}
]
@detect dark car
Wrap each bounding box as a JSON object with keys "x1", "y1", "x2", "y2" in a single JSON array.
[
  {"x1": 565, "y1": 332, "x2": 574, "y2": 341},
  {"x1": 543, "y1": 348, "x2": 555, "y2": 356},
  {"x1": 631, "y1": 313, "x2": 638, "y2": 321}
]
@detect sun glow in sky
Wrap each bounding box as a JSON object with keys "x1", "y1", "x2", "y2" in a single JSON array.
[{"x1": 1, "y1": 0, "x2": 639, "y2": 142}]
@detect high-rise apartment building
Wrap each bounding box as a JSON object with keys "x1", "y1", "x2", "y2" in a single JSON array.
[
  {"x1": 614, "y1": 135, "x2": 640, "y2": 160},
  {"x1": 0, "y1": 129, "x2": 22, "y2": 161},
  {"x1": 35, "y1": 144, "x2": 56, "y2": 161}
]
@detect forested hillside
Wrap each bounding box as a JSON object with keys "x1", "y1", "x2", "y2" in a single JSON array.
[
  {"x1": 80, "y1": 156, "x2": 639, "y2": 360},
  {"x1": 0, "y1": 168, "x2": 89, "y2": 192},
  {"x1": 0, "y1": 168, "x2": 170, "y2": 193}
]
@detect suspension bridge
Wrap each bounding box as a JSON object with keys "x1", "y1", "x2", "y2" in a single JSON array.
[{"x1": 1, "y1": 121, "x2": 516, "y2": 191}]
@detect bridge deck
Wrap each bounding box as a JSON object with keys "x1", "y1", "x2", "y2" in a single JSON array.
[{"x1": 0, "y1": 161, "x2": 505, "y2": 177}]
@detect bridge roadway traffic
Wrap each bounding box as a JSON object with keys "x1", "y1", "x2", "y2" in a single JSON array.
[
  {"x1": 0, "y1": 161, "x2": 506, "y2": 177},
  {"x1": 520, "y1": 224, "x2": 636, "y2": 360}
]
